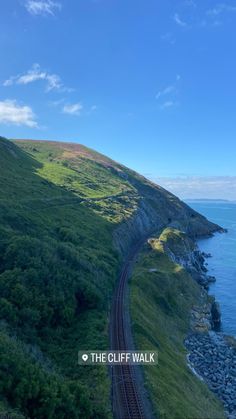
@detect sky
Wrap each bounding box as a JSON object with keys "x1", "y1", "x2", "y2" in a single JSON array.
[{"x1": 0, "y1": 0, "x2": 236, "y2": 199}]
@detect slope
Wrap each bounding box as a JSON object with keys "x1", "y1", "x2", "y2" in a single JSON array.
[{"x1": 0, "y1": 137, "x2": 221, "y2": 418}]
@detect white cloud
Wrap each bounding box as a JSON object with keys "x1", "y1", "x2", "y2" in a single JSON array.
[
  {"x1": 51, "y1": 100, "x2": 95, "y2": 116},
  {"x1": 156, "y1": 85, "x2": 175, "y2": 100},
  {"x1": 3, "y1": 64, "x2": 71, "y2": 92},
  {"x1": 207, "y1": 4, "x2": 236, "y2": 17},
  {"x1": 44, "y1": 74, "x2": 62, "y2": 91},
  {"x1": 171, "y1": 3, "x2": 236, "y2": 33},
  {"x1": 156, "y1": 75, "x2": 181, "y2": 109},
  {"x1": 25, "y1": 0, "x2": 61, "y2": 16},
  {"x1": 202, "y1": 4, "x2": 236, "y2": 28},
  {"x1": 3, "y1": 78, "x2": 15, "y2": 87},
  {"x1": 0, "y1": 99, "x2": 37, "y2": 127},
  {"x1": 15, "y1": 64, "x2": 52, "y2": 87},
  {"x1": 63, "y1": 102, "x2": 83, "y2": 116},
  {"x1": 49, "y1": 98, "x2": 65, "y2": 107},
  {"x1": 150, "y1": 176, "x2": 236, "y2": 200},
  {"x1": 173, "y1": 13, "x2": 188, "y2": 27},
  {"x1": 160, "y1": 101, "x2": 176, "y2": 110}
]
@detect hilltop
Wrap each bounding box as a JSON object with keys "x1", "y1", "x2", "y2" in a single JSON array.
[{"x1": 0, "y1": 137, "x2": 223, "y2": 418}]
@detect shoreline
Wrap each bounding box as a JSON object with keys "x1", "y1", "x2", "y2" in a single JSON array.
[
  {"x1": 185, "y1": 331, "x2": 236, "y2": 419},
  {"x1": 186, "y1": 234, "x2": 236, "y2": 419}
]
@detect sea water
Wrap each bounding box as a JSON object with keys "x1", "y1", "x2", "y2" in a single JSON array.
[{"x1": 186, "y1": 201, "x2": 236, "y2": 338}]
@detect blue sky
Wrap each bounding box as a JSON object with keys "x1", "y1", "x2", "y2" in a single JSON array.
[{"x1": 0, "y1": 0, "x2": 236, "y2": 198}]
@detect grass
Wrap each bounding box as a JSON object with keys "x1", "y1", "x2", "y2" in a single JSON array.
[
  {"x1": 0, "y1": 137, "x2": 223, "y2": 418},
  {"x1": 15, "y1": 140, "x2": 138, "y2": 216},
  {"x1": 130, "y1": 231, "x2": 226, "y2": 419},
  {"x1": 0, "y1": 138, "x2": 124, "y2": 417}
]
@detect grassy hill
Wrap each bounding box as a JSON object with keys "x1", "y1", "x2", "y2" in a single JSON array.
[{"x1": 0, "y1": 137, "x2": 222, "y2": 418}]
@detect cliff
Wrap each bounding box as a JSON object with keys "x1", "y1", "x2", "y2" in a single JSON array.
[
  {"x1": 111, "y1": 166, "x2": 222, "y2": 256},
  {"x1": 150, "y1": 228, "x2": 221, "y2": 329}
]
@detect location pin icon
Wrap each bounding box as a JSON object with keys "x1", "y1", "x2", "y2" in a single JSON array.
[{"x1": 82, "y1": 354, "x2": 88, "y2": 362}]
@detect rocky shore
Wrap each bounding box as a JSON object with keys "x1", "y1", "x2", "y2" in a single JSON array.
[
  {"x1": 150, "y1": 227, "x2": 235, "y2": 417},
  {"x1": 160, "y1": 229, "x2": 222, "y2": 327},
  {"x1": 184, "y1": 242, "x2": 236, "y2": 419},
  {"x1": 185, "y1": 332, "x2": 236, "y2": 419}
]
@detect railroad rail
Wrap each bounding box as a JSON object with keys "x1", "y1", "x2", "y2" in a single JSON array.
[{"x1": 110, "y1": 243, "x2": 146, "y2": 419}]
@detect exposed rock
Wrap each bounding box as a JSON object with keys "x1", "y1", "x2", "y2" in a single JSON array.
[
  {"x1": 211, "y1": 301, "x2": 222, "y2": 329},
  {"x1": 185, "y1": 332, "x2": 236, "y2": 418},
  {"x1": 157, "y1": 228, "x2": 218, "y2": 290},
  {"x1": 202, "y1": 252, "x2": 212, "y2": 258},
  {"x1": 190, "y1": 291, "x2": 213, "y2": 333},
  {"x1": 208, "y1": 275, "x2": 217, "y2": 283},
  {"x1": 113, "y1": 174, "x2": 222, "y2": 258}
]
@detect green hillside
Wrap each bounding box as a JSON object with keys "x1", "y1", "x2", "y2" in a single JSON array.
[
  {"x1": 131, "y1": 230, "x2": 226, "y2": 418},
  {"x1": 0, "y1": 138, "x2": 120, "y2": 418},
  {"x1": 0, "y1": 137, "x2": 222, "y2": 418}
]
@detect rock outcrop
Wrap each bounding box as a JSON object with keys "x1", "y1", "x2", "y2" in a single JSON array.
[
  {"x1": 113, "y1": 170, "x2": 222, "y2": 258},
  {"x1": 147, "y1": 227, "x2": 222, "y2": 333}
]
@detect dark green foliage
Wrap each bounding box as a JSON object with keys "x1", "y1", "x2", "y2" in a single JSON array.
[
  {"x1": 0, "y1": 137, "x2": 121, "y2": 418},
  {"x1": 0, "y1": 332, "x2": 91, "y2": 419}
]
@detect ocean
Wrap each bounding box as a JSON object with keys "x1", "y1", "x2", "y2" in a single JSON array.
[{"x1": 186, "y1": 201, "x2": 236, "y2": 338}]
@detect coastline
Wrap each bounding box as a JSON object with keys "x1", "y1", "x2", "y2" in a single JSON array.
[
  {"x1": 185, "y1": 332, "x2": 236, "y2": 419},
  {"x1": 185, "y1": 234, "x2": 236, "y2": 419},
  {"x1": 130, "y1": 227, "x2": 227, "y2": 418}
]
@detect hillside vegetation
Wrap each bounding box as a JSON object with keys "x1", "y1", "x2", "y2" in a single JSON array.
[
  {"x1": 130, "y1": 229, "x2": 226, "y2": 418},
  {"x1": 0, "y1": 137, "x2": 221, "y2": 418}
]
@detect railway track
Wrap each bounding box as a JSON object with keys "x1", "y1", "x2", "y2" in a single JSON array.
[{"x1": 110, "y1": 243, "x2": 147, "y2": 419}]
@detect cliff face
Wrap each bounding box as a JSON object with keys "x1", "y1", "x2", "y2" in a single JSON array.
[
  {"x1": 113, "y1": 169, "x2": 221, "y2": 257},
  {"x1": 156, "y1": 228, "x2": 214, "y2": 288},
  {"x1": 151, "y1": 228, "x2": 221, "y2": 331}
]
